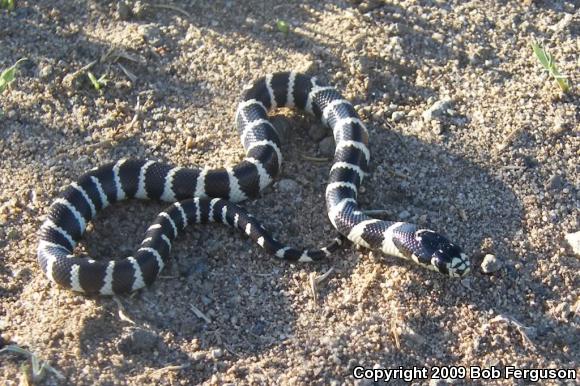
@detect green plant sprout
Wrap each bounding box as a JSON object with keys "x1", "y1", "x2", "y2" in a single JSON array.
[
  {"x1": 0, "y1": 0, "x2": 15, "y2": 10},
  {"x1": 87, "y1": 71, "x2": 108, "y2": 91},
  {"x1": 0, "y1": 58, "x2": 27, "y2": 94},
  {"x1": 0, "y1": 345, "x2": 65, "y2": 382},
  {"x1": 531, "y1": 41, "x2": 570, "y2": 93},
  {"x1": 276, "y1": 20, "x2": 290, "y2": 35}
]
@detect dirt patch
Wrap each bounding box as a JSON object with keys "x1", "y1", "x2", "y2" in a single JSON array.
[{"x1": 0, "y1": 1, "x2": 578, "y2": 385}]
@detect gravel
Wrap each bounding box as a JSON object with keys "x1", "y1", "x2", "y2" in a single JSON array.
[
  {"x1": 308, "y1": 122, "x2": 329, "y2": 141},
  {"x1": 117, "y1": 329, "x2": 160, "y2": 355},
  {"x1": 0, "y1": 0, "x2": 578, "y2": 385},
  {"x1": 318, "y1": 136, "x2": 336, "y2": 157},
  {"x1": 277, "y1": 179, "x2": 301, "y2": 194}
]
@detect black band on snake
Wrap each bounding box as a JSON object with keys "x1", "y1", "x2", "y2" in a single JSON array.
[{"x1": 37, "y1": 72, "x2": 470, "y2": 295}]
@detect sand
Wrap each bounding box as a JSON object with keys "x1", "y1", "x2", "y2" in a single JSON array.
[{"x1": 0, "y1": 1, "x2": 578, "y2": 385}]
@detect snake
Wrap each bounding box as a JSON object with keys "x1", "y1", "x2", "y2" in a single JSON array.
[{"x1": 37, "y1": 72, "x2": 470, "y2": 295}]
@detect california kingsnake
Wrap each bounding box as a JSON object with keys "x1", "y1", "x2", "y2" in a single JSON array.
[{"x1": 37, "y1": 72, "x2": 470, "y2": 295}]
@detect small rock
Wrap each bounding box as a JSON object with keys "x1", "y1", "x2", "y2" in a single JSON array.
[
  {"x1": 7, "y1": 229, "x2": 19, "y2": 240},
  {"x1": 354, "y1": 379, "x2": 377, "y2": 386},
  {"x1": 545, "y1": 174, "x2": 564, "y2": 190},
  {"x1": 117, "y1": 329, "x2": 159, "y2": 355},
  {"x1": 523, "y1": 156, "x2": 538, "y2": 168},
  {"x1": 391, "y1": 111, "x2": 405, "y2": 122},
  {"x1": 552, "y1": 115, "x2": 570, "y2": 134},
  {"x1": 192, "y1": 255, "x2": 209, "y2": 275},
  {"x1": 61, "y1": 72, "x2": 83, "y2": 91},
  {"x1": 38, "y1": 63, "x2": 53, "y2": 79},
  {"x1": 549, "y1": 13, "x2": 573, "y2": 34},
  {"x1": 270, "y1": 116, "x2": 292, "y2": 142},
  {"x1": 564, "y1": 231, "x2": 580, "y2": 255},
  {"x1": 251, "y1": 320, "x2": 266, "y2": 336},
  {"x1": 132, "y1": 1, "x2": 147, "y2": 18},
  {"x1": 422, "y1": 98, "x2": 453, "y2": 121},
  {"x1": 138, "y1": 24, "x2": 162, "y2": 46},
  {"x1": 554, "y1": 302, "x2": 571, "y2": 319},
  {"x1": 481, "y1": 254, "x2": 502, "y2": 274},
  {"x1": 318, "y1": 136, "x2": 335, "y2": 157},
  {"x1": 116, "y1": 1, "x2": 132, "y2": 20},
  {"x1": 431, "y1": 120, "x2": 444, "y2": 135},
  {"x1": 185, "y1": 136, "x2": 195, "y2": 149},
  {"x1": 398, "y1": 210, "x2": 411, "y2": 220},
  {"x1": 308, "y1": 123, "x2": 328, "y2": 141},
  {"x1": 277, "y1": 179, "x2": 300, "y2": 194}
]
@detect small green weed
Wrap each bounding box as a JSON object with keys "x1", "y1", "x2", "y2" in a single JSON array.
[
  {"x1": 531, "y1": 41, "x2": 570, "y2": 93},
  {"x1": 0, "y1": 0, "x2": 15, "y2": 10},
  {"x1": 87, "y1": 71, "x2": 108, "y2": 91},
  {"x1": 0, "y1": 345, "x2": 65, "y2": 382},
  {"x1": 276, "y1": 20, "x2": 290, "y2": 35},
  {"x1": 0, "y1": 58, "x2": 27, "y2": 94}
]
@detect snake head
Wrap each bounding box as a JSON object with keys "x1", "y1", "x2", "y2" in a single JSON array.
[
  {"x1": 413, "y1": 229, "x2": 470, "y2": 277},
  {"x1": 392, "y1": 227, "x2": 470, "y2": 277}
]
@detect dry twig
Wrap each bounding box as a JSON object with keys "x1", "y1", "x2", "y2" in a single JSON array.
[
  {"x1": 487, "y1": 314, "x2": 536, "y2": 348},
  {"x1": 191, "y1": 304, "x2": 211, "y2": 323},
  {"x1": 149, "y1": 3, "x2": 192, "y2": 19},
  {"x1": 113, "y1": 296, "x2": 136, "y2": 324},
  {"x1": 309, "y1": 267, "x2": 334, "y2": 303}
]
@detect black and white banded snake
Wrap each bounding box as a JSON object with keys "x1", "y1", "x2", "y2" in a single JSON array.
[{"x1": 37, "y1": 72, "x2": 471, "y2": 295}]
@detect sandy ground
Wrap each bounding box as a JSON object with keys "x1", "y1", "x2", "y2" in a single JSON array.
[{"x1": 0, "y1": 1, "x2": 578, "y2": 385}]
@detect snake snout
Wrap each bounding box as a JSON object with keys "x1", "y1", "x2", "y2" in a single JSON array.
[
  {"x1": 431, "y1": 245, "x2": 470, "y2": 277},
  {"x1": 416, "y1": 230, "x2": 470, "y2": 277}
]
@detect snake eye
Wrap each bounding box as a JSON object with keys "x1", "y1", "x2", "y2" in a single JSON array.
[{"x1": 431, "y1": 250, "x2": 450, "y2": 275}]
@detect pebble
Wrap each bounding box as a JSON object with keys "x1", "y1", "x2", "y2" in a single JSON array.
[
  {"x1": 200, "y1": 295, "x2": 212, "y2": 306},
  {"x1": 38, "y1": 63, "x2": 53, "y2": 79},
  {"x1": 192, "y1": 255, "x2": 209, "y2": 276},
  {"x1": 251, "y1": 320, "x2": 266, "y2": 336},
  {"x1": 545, "y1": 174, "x2": 563, "y2": 190},
  {"x1": 481, "y1": 254, "x2": 502, "y2": 273},
  {"x1": 132, "y1": 0, "x2": 147, "y2": 18},
  {"x1": 117, "y1": 329, "x2": 159, "y2": 355},
  {"x1": 318, "y1": 136, "x2": 335, "y2": 157},
  {"x1": 185, "y1": 136, "x2": 195, "y2": 149},
  {"x1": 61, "y1": 72, "x2": 83, "y2": 92},
  {"x1": 551, "y1": 114, "x2": 570, "y2": 134},
  {"x1": 564, "y1": 231, "x2": 580, "y2": 255},
  {"x1": 431, "y1": 120, "x2": 444, "y2": 135},
  {"x1": 398, "y1": 210, "x2": 411, "y2": 219},
  {"x1": 116, "y1": 1, "x2": 132, "y2": 20},
  {"x1": 308, "y1": 123, "x2": 328, "y2": 141},
  {"x1": 554, "y1": 302, "x2": 571, "y2": 319},
  {"x1": 391, "y1": 111, "x2": 405, "y2": 122},
  {"x1": 277, "y1": 179, "x2": 300, "y2": 194},
  {"x1": 138, "y1": 24, "x2": 162, "y2": 46},
  {"x1": 270, "y1": 116, "x2": 292, "y2": 142},
  {"x1": 422, "y1": 98, "x2": 453, "y2": 121}
]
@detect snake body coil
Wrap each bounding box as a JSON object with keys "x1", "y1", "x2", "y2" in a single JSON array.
[{"x1": 38, "y1": 72, "x2": 470, "y2": 295}]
